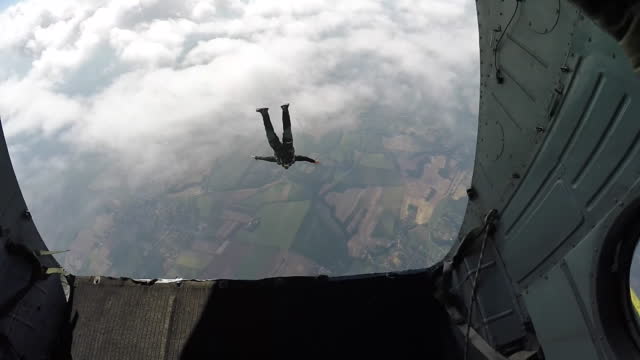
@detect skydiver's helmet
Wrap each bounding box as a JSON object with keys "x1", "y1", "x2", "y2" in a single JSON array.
[
  {"x1": 275, "y1": 157, "x2": 291, "y2": 169},
  {"x1": 279, "y1": 147, "x2": 295, "y2": 169},
  {"x1": 280, "y1": 157, "x2": 293, "y2": 169}
]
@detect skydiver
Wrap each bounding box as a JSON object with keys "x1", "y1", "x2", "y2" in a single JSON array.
[{"x1": 253, "y1": 104, "x2": 320, "y2": 169}]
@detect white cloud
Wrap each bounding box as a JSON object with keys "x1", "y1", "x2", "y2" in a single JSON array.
[
  {"x1": 0, "y1": 77, "x2": 86, "y2": 136},
  {"x1": 191, "y1": 1, "x2": 216, "y2": 20},
  {"x1": 0, "y1": 0, "x2": 479, "y2": 230}
]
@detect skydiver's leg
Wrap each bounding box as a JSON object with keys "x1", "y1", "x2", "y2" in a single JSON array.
[
  {"x1": 281, "y1": 104, "x2": 292, "y2": 145},
  {"x1": 257, "y1": 108, "x2": 281, "y2": 150}
]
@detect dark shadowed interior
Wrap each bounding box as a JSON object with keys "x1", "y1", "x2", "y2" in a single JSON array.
[{"x1": 59, "y1": 270, "x2": 462, "y2": 359}]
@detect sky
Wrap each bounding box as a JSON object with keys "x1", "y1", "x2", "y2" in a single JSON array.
[
  {"x1": 0, "y1": 0, "x2": 17, "y2": 11},
  {"x1": 0, "y1": 0, "x2": 479, "y2": 251}
]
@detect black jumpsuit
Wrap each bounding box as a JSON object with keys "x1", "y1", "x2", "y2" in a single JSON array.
[{"x1": 255, "y1": 105, "x2": 317, "y2": 169}]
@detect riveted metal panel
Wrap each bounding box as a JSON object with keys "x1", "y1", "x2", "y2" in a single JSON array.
[
  {"x1": 0, "y1": 146, "x2": 15, "y2": 213},
  {"x1": 562, "y1": 76, "x2": 627, "y2": 189},
  {"x1": 502, "y1": 180, "x2": 584, "y2": 281},
  {"x1": 567, "y1": 57, "x2": 640, "y2": 211},
  {"x1": 523, "y1": 263, "x2": 601, "y2": 360},
  {"x1": 455, "y1": 0, "x2": 640, "y2": 357},
  {"x1": 508, "y1": 0, "x2": 576, "y2": 80},
  {"x1": 564, "y1": 225, "x2": 603, "y2": 326},
  {"x1": 500, "y1": 37, "x2": 552, "y2": 105},
  {"x1": 0, "y1": 121, "x2": 67, "y2": 359},
  {"x1": 500, "y1": 64, "x2": 599, "y2": 237}
]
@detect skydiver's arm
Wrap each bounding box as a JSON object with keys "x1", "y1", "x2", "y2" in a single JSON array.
[
  {"x1": 254, "y1": 156, "x2": 277, "y2": 162},
  {"x1": 295, "y1": 155, "x2": 319, "y2": 164}
]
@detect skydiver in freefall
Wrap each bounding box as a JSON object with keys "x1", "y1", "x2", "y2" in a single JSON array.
[{"x1": 254, "y1": 104, "x2": 320, "y2": 169}]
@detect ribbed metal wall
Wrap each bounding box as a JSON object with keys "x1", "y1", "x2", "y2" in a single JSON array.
[{"x1": 455, "y1": 0, "x2": 640, "y2": 358}]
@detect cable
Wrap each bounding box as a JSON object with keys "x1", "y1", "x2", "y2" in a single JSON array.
[
  {"x1": 530, "y1": 0, "x2": 560, "y2": 34},
  {"x1": 453, "y1": 260, "x2": 493, "y2": 291},
  {"x1": 463, "y1": 229, "x2": 490, "y2": 360},
  {"x1": 494, "y1": 0, "x2": 521, "y2": 82}
]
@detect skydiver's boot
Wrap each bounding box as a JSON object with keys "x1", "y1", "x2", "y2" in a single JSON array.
[
  {"x1": 257, "y1": 108, "x2": 273, "y2": 130},
  {"x1": 257, "y1": 108, "x2": 280, "y2": 149},
  {"x1": 281, "y1": 104, "x2": 292, "y2": 144}
]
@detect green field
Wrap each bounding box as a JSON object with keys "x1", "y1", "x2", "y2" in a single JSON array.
[
  {"x1": 340, "y1": 132, "x2": 363, "y2": 150},
  {"x1": 234, "y1": 229, "x2": 259, "y2": 243},
  {"x1": 206, "y1": 154, "x2": 250, "y2": 191},
  {"x1": 334, "y1": 166, "x2": 403, "y2": 189},
  {"x1": 292, "y1": 201, "x2": 351, "y2": 273},
  {"x1": 408, "y1": 225, "x2": 428, "y2": 245},
  {"x1": 238, "y1": 164, "x2": 280, "y2": 189},
  {"x1": 240, "y1": 181, "x2": 310, "y2": 209},
  {"x1": 233, "y1": 242, "x2": 281, "y2": 279},
  {"x1": 359, "y1": 153, "x2": 395, "y2": 170},
  {"x1": 405, "y1": 224, "x2": 447, "y2": 266},
  {"x1": 332, "y1": 168, "x2": 351, "y2": 183},
  {"x1": 381, "y1": 186, "x2": 405, "y2": 212},
  {"x1": 176, "y1": 250, "x2": 210, "y2": 269},
  {"x1": 196, "y1": 195, "x2": 215, "y2": 218},
  {"x1": 248, "y1": 200, "x2": 312, "y2": 250},
  {"x1": 360, "y1": 133, "x2": 386, "y2": 153},
  {"x1": 372, "y1": 209, "x2": 396, "y2": 239}
]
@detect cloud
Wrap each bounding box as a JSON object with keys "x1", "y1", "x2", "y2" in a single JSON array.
[{"x1": 0, "y1": 0, "x2": 479, "y2": 248}]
